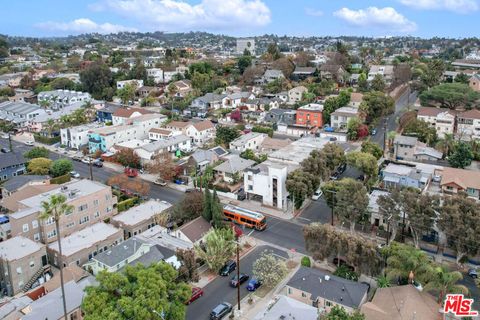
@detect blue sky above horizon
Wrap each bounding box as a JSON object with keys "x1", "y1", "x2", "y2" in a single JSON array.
[{"x1": 1, "y1": 0, "x2": 479, "y2": 38}]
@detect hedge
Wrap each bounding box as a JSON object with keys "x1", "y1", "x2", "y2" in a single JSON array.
[
  {"x1": 34, "y1": 134, "x2": 61, "y2": 145},
  {"x1": 301, "y1": 256, "x2": 311, "y2": 267},
  {"x1": 50, "y1": 174, "x2": 71, "y2": 185},
  {"x1": 117, "y1": 197, "x2": 138, "y2": 212}
]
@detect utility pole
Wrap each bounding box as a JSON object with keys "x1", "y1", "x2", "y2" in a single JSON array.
[
  {"x1": 236, "y1": 240, "x2": 241, "y2": 312},
  {"x1": 89, "y1": 158, "x2": 93, "y2": 181},
  {"x1": 8, "y1": 132, "x2": 12, "y2": 152},
  {"x1": 401, "y1": 211, "x2": 406, "y2": 242},
  {"x1": 383, "y1": 117, "x2": 388, "y2": 156}
]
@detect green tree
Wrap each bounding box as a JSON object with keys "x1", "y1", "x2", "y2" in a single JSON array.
[
  {"x1": 211, "y1": 190, "x2": 225, "y2": 228},
  {"x1": 40, "y1": 194, "x2": 74, "y2": 320},
  {"x1": 424, "y1": 265, "x2": 468, "y2": 304},
  {"x1": 237, "y1": 55, "x2": 252, "y2": 74},
  {"x1": 334, "y1": 264, "x2": 359, "y2": 281},
  {"x1": 195, "y1": 228, "x2": 236, "y2": 272},
  {"x1": 377, "y1": 275, "x2": 391, "y2": 288},
  {"x1": 202, "y1": 188, "x2": 213, "y2": 222},
  {"x1": 82, "y1": 263, "x2": 190, "y2": 320},
  {"x1": 252, "y1": 250, "x2": 288, "y2": 288},
  {"x1": 324, "y1": 305, "x2": 365, "y2": 320},
  {"x1": 334, "y1": 178, "x2": 369, "y2": 233},
  {"x1": 50, "y1": 77, "x2": 76, "y2": 90},
  {"x1": 117, "y1": 83, "x2": 137, "y2": 105},
  {"x1": 300, "y1": 150, "x2": 330, "y2": 181},
  {"x1": 420, "y1": 59, "x2": 445, "y2": 89},
  {"x1": 358, "y1": 73, "x2": 369, "y2": 92},
  {"x1": 454, "y1": 73, "x2": 470, "y2": 84},
  {"x1": 286, "y1": 169, "x2": 319, "y2": 209},
  {"x1": 320, "y1": 143, "x2": 346, "y2": 172},
  {"x1": 176, "y1": 248, "x2": 200, "y2": 283},
  {"x1": 50, "y1": 159, "x2": 74, "y2": 177},
  {"x1": 128, "y1": 58, "x2": 147, "y2": 81},
  {"x1": 359, "y1": 91, "x2": 395, "y2": 124},
  {"x1": 27, "y1": 157, "x2": 53, "y2": 175},
  {"x1": 403, "y1": 119, "x2": 437, "y2": 146},
  {"x1": 0, "y1": 86, "x2": 15, "y2": 97},
  {"x1": 370, "y1": 74, "x2": 386, "y2": 92},
  {"x1": 346, "y1": 151, "x2": 378, "y2": 180},
  {"x1": 419, "y1": 83, "x2": 480, "y2": 109},
  {"x1": 215, "y1": 126, "x2": 240, "y2": 146},
  {"x1": 361, "y1": 141, "x2": 383, "y2": 159},
  {"x1": 170, "y1": 191, "x2": 203, "y2": 224},
  {"x1": 80, "y1": 60, "x2": 114, "y2": 100},
  {"x1": 347, "y1": 118, "x2": 361, "y2": 140},
  {"x1": 377, "y1": 189, "x2": 402, "y2": 242},
  {"x1": 384, "y1": 242, "x2": 433, "y2": 285},
  {"x1": 448, "y1": 142, "x2": 474, "y2": 168},
  {"x1": 24, "y1": 146, "x2": 50, "y2": 159}
]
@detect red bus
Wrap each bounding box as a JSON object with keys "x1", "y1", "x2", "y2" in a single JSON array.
[{"x1": 223, "y1": 205, "x2": 267, "y2": 231}]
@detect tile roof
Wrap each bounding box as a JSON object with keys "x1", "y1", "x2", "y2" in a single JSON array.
[
  {"x1": 417, "y1": 107, "x2": 451, "y2": 117},
  {"x1": 350, "y1": 92, "x2": 364, "y2": 103},
  {"x1": 113, "y1": 107, "x2": 153, "y2": 118},
  {"x1": 192, "y1": 120, "x2": 214, "y2": 131},
  {"x1": 287, "y1": 267, "x2": 368, "y2": 309},
  {"x1": 149, "y1": 128, "x2": 172, "y2": 135},
  {"x1": 440, "y1": 167, "x2": 480, "y2": 190},
  {"x1": 459, "y1": 109, "x2": 480, "y2": 120},
  {"x1": 168, "y1": 120, "x2": 192, "y2": 129}
]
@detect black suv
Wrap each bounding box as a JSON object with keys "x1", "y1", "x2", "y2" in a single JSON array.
[
  {"x1": 219, "y1": 260, "x2": 236, "y2": 276},
  {"x1": 230, "y1": 273, "x2": 249, "y2": 287},
  {"x1": 210, "y1": 302, "x2": 232, "y2": 319}
]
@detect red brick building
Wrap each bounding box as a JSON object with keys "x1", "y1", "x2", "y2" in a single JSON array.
[{"x1": 296, "y1": 103, "x2": 324, "y2": 128}]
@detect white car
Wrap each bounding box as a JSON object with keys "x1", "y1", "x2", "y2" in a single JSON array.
[
  {"x1": 24, "y1": 141, "x2": 34, "y2": 146},
  {"x1": 70, "y1": 171, "x2": 80, "y2": 178},
  {"x1": 1, "y1": 134, "x2": 9, "y2": 139},
  {"x1": 312, "y1": 189, "x2": 323, "y2": 200},
  {"x1": 81, "y1": 157, "x2": 92, "y2": 164}
]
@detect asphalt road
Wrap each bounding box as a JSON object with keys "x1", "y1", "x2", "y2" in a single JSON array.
[
  {"x1": 0, "y1": 138, "x2": 184, "y2": 204},
  {"x1": 186, "y1": 245, "x2": 288, "y2": 320}
]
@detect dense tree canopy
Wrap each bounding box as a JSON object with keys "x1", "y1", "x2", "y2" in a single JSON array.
[
  {"x1": 215, "y1": 126, "x2": 240, "y2": 146},
  {"x1": 360, "y1": 91, "x2": 395, "y2": 124},
  {"x1": 82, "y1": 263, "x2": 190, "y2": 320},
  {"x1": 448, "y1": 142, "x2": 474, "y2": 168},
  {"x1": 24, "y1": 146, "x2": 50, "y2": 159},
  {"x1": 49, "y1": 159, "x2": 73, "y2": 177},
  {"x1": 80, "y1": 60, "x2": 114, "y2": 100},
  {"x1": 419, "y1": 83, "x2": 480, "y2": 109}
]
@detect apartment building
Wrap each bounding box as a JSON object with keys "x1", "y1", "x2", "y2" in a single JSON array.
[
  {"x1": 417, "y1": 107, "x2": 455, "y2": 139},
  {"x1": 47, "y1": 222, "x2": 123, "y2": 267},
  {"x1": 393, "y1": 135, "x2": 442, "y2": 161},
  {"x1": 8, "y1": 179, "x2": 117, "y2": 243},
  {"x1": 135, "y1": 134, "x2": 192, "y2": 163},
  {"x1": 60, "y1": 122, "x2": 105, "y2": 150},
  {"x1": 0, "y1": 101, "x2": 46, "y2": 130},
  {"x1": 0, "y1": 236, "x2": 47, "y2": 296},
  {"x1": 229, "y1": 132, "x2": 267, "y2": 152},
  {"x1": 146, "y1": 68, "x2": 164, "y2": 83},
  {"x1": 88, "y1": 113, "x2": 165, "y2": 152},
  {"x1": 111, "y1": 199, "x2": 172, "y2": 238},
  {"x1": 37, "y1": 90, "x2": 91, "y2": 109},
  {"x1": 288, "y1": 86, "x2": 307, "y2": 104},
  {"x1": 330, "y1": 106, "x2": 360, "y2": 130},
  {"x1": 296, "y1": 103, "x2": 324, "y2": 128},
  {"x1": 457, "y1": 109, "x2": 480, "y2": 140}
]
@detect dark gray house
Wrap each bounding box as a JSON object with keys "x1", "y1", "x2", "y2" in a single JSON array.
[
  {"x1": 264, "y1": 109, "x2": 296, "y2": 125},
  {"x1": 0, "y1": 153, "x2": 27, "y2": 181}
]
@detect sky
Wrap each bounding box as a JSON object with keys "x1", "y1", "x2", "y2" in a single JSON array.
[{"x1": 1, "y1": 0, "x2": 479, "y2": 38}]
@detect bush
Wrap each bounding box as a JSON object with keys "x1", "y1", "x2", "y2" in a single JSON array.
[
  {"x1": 333, "y1": 265, "x2": 359, "y2": 281},
  {"x1": 301, "y1": 256, "x2": 311, "y2": 267},
  {"x1": 117, "y1": 198, "x2": 138, "y2": 212},
  {"x1": 50, "y1": 174, "x2": 71, "y2": 184},
  {"x1": 252, "y1": 125, "x2": 274, "y2": 137},
  {"x1": 50, "y1": 159, "x2": 74, "y2": 177},
  {"x1": 34, "y1": 134, "x2": 60, "y2": 145}
]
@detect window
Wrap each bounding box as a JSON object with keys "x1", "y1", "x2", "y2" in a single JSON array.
[
  {"x1": 47, "y1": 229, "x2": 57, "y2": 239},
  {"x1": 66, "y1": 221, "x2": 75, "y2": 228},
  {"x1": 32, "y1": 220, "x2": 38, "y2": 229},
  {"x1": 22, "y1": 224, "x2": 29, "y2": 232},
  {"x1": 29, "y1": 261, "x2": 35, "y2": 268},
  {"x1": 79, "y1": 216, "x2": 90, "y2": 225},
  {"x1": 301, "y1": 292, "x2": 307, "y2": 297},
  {"x1": 18, "y1": 281, "x2": 24, "y2": 289},
  {"x1": 78, "y1": 204, "x2": 88, "y2": 212},
  {"x1": 93, "y1": 199, "x2": 99, "y2": 206},
  {"x1": 94, "y1": 211, "x2": 100, "y2": 218},
  {"x1": 105, "y1": 194, "x2": 111, "y2": 201},
  {"x1": 107, "y1": 206, "x2": 112, "y2": 213},
  {"x1": 16, "y1": 267, "x2": 22, "y2": 274},
  {"x1": 45, "y1": 216, "x2": 55, "y2": 225},
  {"x1": 325, "y1": 300, "x2": 333, "y2": 307}
]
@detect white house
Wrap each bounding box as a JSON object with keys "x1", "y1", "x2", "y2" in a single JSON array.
[
  {"x1": 116, "y1": 79, "x2": 144, "y2": 90},
  {"x1": 368, "y1": 65, "x2": 394, "y2": 84},
  {"x1": 148, "y1": 128, "x2": 175, "y2": 141},
  {"x1": 0, "y1": 101, "x2": 47, "y2": 130},
  {"x1": 214, "y1": 154, "x2": 255, "y2": 183},
  {"x1": 112, "y1": 107, "x2": 161, "y2": 126},
  {"x1": 288, "y1": 86, "x2": 307, "y2": 104},
  {"x1": 184, "y1": 120, "x2": 216, "y2": 146},
  {"x1": 146, "y1": 68, "x2": 164, "y2": 84},
  {"x1": 457, "y1": 109, "x2": 480, "y2": 140},
  {"x1": 229, "y1": 132, "x2": 268, "y2": 152},
  {"x1": 221, "y1": 92, "x2": 253, "y2": 109},
  {"x1": 37, "y1": 90, "x2": 91, "y2": 109},
  {"x1": 330, "y1": 106, "x2": 360, "y2": 130},
  {"x1": 60, "y1": 123, "x2": 104, "y2": 150},
  {"x1": 417, "y1": 107, "x2": 455, "y2": 139},
  {"x1": 135, "y1": 135, "x2": 192, "y2": 163}
]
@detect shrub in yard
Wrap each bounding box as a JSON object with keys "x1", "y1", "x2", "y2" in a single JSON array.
[{"x1": 301, "y1": 256, "x2": 311, "y2": 267}]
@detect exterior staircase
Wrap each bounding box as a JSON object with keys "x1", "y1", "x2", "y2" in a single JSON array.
[{"x1": 22, "y1": 264, "x2": 51, "y2": 292}]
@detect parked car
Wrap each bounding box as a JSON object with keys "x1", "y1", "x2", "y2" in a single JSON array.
[
  {"x1": 24, "y1": 140, "x2": 34, "y2": 146},
  {"x1": 210, "y1": 302, "x2": 232, "y2": 320},
  {"x1": 413, "y1": 280, "x2": 423, "y2": 291},
  {"x1": 185, "y1": 188, "x2": 196, "y2": 193},
  {"x1": 93, "y1": 160, "x2": 103, "y2": 167},
  {"x1": 312, "y1": 189, "x2": 323, "y2": 201},
  {"x1": 230, "y1": 273, "x2": 249, "y2": 287},
  {"x1": 246, "y1": 278, "x2": 262, "y2": 291},
  {"x1": 330, "y1": 172, "x2": 340, "y2": 180},
  {"x1": 72, "y1": 155, "x2": 83, "y2": 161},
  {"x1": 219, "y1": 260, "x2": 236, "y2": 276},
  {"x1": 154, "y1": 179, "x2": 167, "y2": 186},
  {"x1": 468, "y1": 268, "x2": 478, "y2": 278},
  {"x1": 1, "y1": 133, "x2": 9, "y2": 139},
  {"x1": 70, "y1": 171, "x2": 80, "y2": 178},
  {"x1": 81, "y1": 157, "x2": 93, "y2": 164},
  {"x1": 124, "y1": 167, "x2": 138, "y2": 178},
  {"x1": 186, "y1": 287, "x2": 203, "y2": 304},
  {"x1": 1, "y1": 148, "x2": 10, "y2": 153}
]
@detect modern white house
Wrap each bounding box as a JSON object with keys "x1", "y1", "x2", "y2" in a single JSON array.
[
  {"x1": 146, "y1": 68, "x2": 164, "y2": 84},
  {"x1": 417, "y1": 107, "x2": 455, "y2": 139},
  {"x1": 37, "y1": 90, "x2": 91, "y2": 109},
  {"x1": 229, "y1": 132, "x2": 268, "y2": 153},
  {"x1": 116, "y1": 79, "x2": 144, "y2": 90},
  {"x1": 330, "y1": 106, "x2": 360, "y2": 130},
  {"x1": 60, "y1": 123, "x2": 104, "y2": 150}
]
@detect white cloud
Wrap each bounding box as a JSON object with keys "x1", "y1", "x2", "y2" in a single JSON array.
[
  {"x1": 305, "y1": 8, "x2": 324, "y2": 17},
  {"x1": 91, "y1": 0, "x2": 271, "y2": 31},
  {"x1": 36, "y1": 18, "x2": 137, "y2": 34},
  {"x1": 334, "y1": 7, "x2": 417, "y2": 33},
  {"x1": 399, "y1": 0, "x2": 478, "y2": 13}
]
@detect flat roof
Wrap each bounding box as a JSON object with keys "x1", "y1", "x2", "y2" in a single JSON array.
[
  {"x1": 0, "y1": 236, "x2": 44, "y2": 261},
  {"x1": 269, "y1": 137, "x2": 333, "y2": 164},
  {"x1": 111, "y1": 200, "x2": 172, "y2": 227},
  {"x1": 48, "y1": 222, "x2": 121, "y2": 257},
  {"x1": 297, "y1": 103, "x2": 324, "y2": 112}
]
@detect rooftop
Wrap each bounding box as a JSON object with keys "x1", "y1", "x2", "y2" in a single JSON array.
[
  {"x1": 297, "y1": 103, "x2": 324, "y2": 112},
  {"x1": 0, "y1": 152, "x2": 26, "y2": 169},
  {"x1": 179, "y1": 216, "x2": 211, "y2": 243},
  {"x1": 253, "y1": 295, "x2": 318, "y2": 320},
  {"x1": 0, "y1": 236, "x2": 44, "y2": 261},
  {"x1": 287, "y1": 266, "x2": 368, "y2": 309},
  {"x1": 140, "y1": 134, "x2": 190, "y2": 153},
  {"x1": 394, "y1": 135, "x2": 418, "y2": 146},
  {"x1": 2, "y1": 184, "x2": 58, "y2": 212},
  {"x1": 112, "y1": 199, "x2": 172, "y2": 227},
  {"x1": 214, "y1": 154, "x2": 255, "y2": 174},
  {"x1": 269, "y1": 137, "x2": 333, "y2": 164},
  {"x1": 48, "y1": 222, "x2": 121, "y2": 257},
  {"x1": 92, "y1": 237, "x2": 150, "y2": 267},
  {"x1": 230, "y1": 132, "x2": 267, "y2": 147},
  {"x1": 0, "y1": 101, "x2": 42, "y2": 115},
  {"x1": 440, "y1": 167, "x2": 480, "y2": 190},
  {"x1": 192, "y1": 119, "x2": 214, "y2": 131},
  {"x1": 459, "y1": 109, "x2": 480, "y2": 120},
  {"x1": 331, "y1": 106, "x2": 359, "y2": 116},
  {"x1": 417, "y1": 107, "x2": 452, "y2": 117}
]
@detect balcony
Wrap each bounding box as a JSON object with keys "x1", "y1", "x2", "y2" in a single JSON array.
[{"x1": 89, "y1": 137, "x2": 101, "y2": 144}]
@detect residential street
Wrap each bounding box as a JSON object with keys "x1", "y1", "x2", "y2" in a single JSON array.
[{"x1": 186, "y1": 245, "x2": 288, "y2": 320}]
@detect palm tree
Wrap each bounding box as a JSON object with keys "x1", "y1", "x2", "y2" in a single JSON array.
[
  {"x1": 424, "y1": 265, "x2": 469, "y2": 304},
  {"x1": 44, "y1": 118, "x2": 57, "y2": 138},
  {"x1": 39, "y1": 194, "x2": 74, "y2": 320},
  {"x1": 435, "y1": 133, "x2": 456, "y2": 156},
  {"x1": 385, "y1": 243, "x2": 433, "y2": 285}
]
